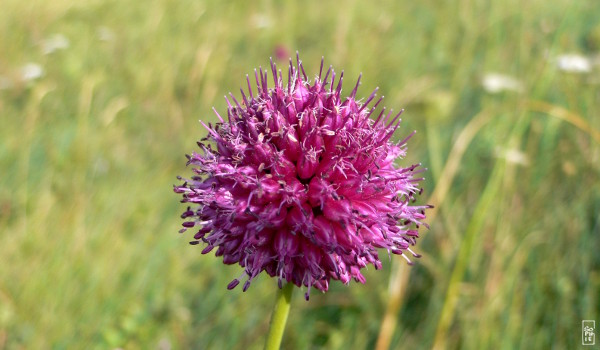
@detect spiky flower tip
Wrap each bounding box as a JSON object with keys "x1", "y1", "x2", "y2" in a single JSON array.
[{"x1": 174, "y1": 54, "x2": 431, "y2": 300}]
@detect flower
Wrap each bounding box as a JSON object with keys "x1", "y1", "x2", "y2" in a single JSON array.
[
  {"x1": 97, "y1": 26, "x2": 115, "y2": 42},
  {"x1": 0, "y1": 75, "x2": 13, "y2": 90},
  {"x1": 556, "y1": 54, "x2": 591, "y2": 73},
  {"x1": 274, "y1": 45, "x2": 290, "y2": 61},
  {"x1": 174, "y1": 55, "x2": 430, "y2": 300},
  {"x1": 481, "y1": 73, "x2": 523, "y2": 94},
  {"x1": 20, "y1": 63, "x2": 44, "y2": 82},
  {"x1": 40, "y1": 33, "x2": 70, "y2": 55}
]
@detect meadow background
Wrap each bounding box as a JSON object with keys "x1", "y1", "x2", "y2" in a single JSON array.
[{"x1": 1, "y1": 0, "x2": 599, "y2": 349}]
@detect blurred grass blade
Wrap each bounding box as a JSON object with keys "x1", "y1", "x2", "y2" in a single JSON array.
[
  {"x1": 376, "y1": 110, "x2": 491, "y2": 350},
  {"x1": 432, "y1": 162, "x2": 503, "y2": 350},
  {"x1": 525, "y1": 100, "x2": 600, "y2": 143}
]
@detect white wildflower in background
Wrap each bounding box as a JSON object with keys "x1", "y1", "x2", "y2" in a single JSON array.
[
  {"x1": 494, "y1": 147, "x2": 529, "y2": 166},
  {"x1": 20, "y1": 63, "x2": 44, "y2": 82},
  {"x1": 41, "y1": 34, "x2": 70, "y2": 55},
  {"x1": 556, "y1": 54, "x2": 591, "y2": 73},
  {"x1": 0, "y1": 76, "x2": 13, "y2": 90},
  {"x1": 251, "y1": 14, "x2": 271, "y2": 28},
  {"x1": 97, "y1": 26, "x2": 115, "y2": 42},
  {"x1": 482, "y1": 73, "x2": 523, "y2": 94},
  {"x1": 93, "y1": 157, "x2": 110, "y2": 176}
]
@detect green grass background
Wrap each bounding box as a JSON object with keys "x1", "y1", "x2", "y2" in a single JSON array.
[{"x1": 1, "y1": 0, "x2": 599, "y2": 349}]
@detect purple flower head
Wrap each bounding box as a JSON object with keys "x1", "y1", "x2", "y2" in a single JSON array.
[{"x1": 174, "y1": 54, "x2": 431, "y2": 300}]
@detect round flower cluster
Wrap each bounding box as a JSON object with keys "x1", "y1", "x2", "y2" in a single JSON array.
[{"x1": 174, "y1": 55, "x2": 430, "y2": 300}]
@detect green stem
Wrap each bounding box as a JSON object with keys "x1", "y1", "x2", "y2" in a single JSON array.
[{"x1": 264, "y1": 283, "x2": 294, "y2": 350}]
